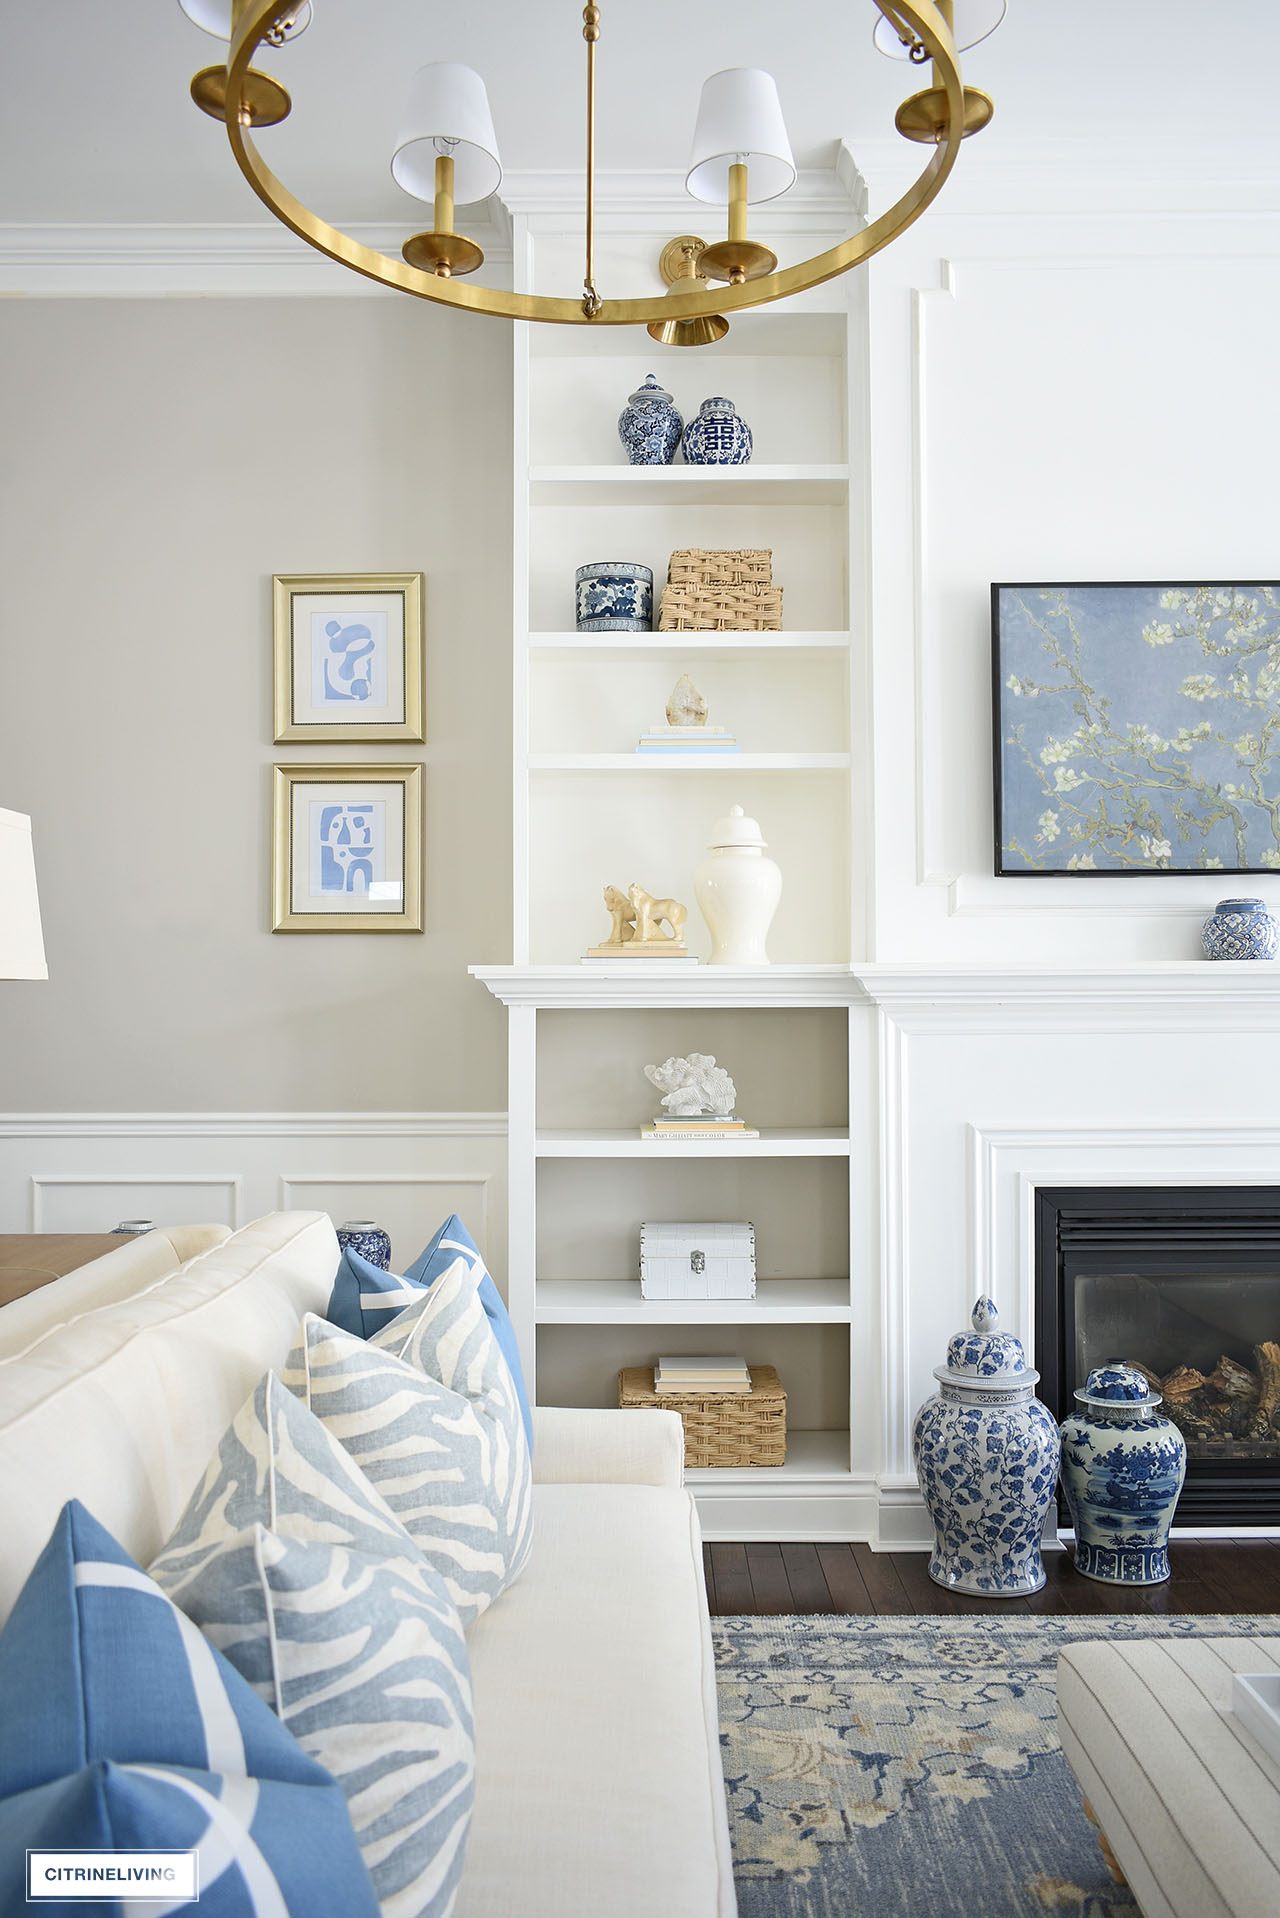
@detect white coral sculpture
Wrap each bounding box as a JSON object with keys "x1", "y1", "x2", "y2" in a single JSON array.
[{"x1": 643, "y1": 1052, "x2": 737, "y2": 1117}]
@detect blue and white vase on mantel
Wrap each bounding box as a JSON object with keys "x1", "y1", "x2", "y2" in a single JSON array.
[
  {"x1": 1058, "y1": 1363, "x2": 1187, "y2": 1586},
  {"x1": 1200, "y1": 897, "x2": 1279, "y2": 961},
  {"x1": 912, "y1": 1296, "x2": 1061, "y2": 1596},
  {"x1": 682, "y1": 396, "x2": 752, "y2": 466},
  {"x1": 335, "y1": 1220, "x2": 392, "y2": 1270},
  {"x1": 617, "y1": 374, "x2": 682, "y2": 465}
]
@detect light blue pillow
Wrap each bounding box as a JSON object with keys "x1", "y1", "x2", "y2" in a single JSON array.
[
  {"x1": 326, "y1": 1213, "x2": 533, "y2": 1447},
  {"x1": 371, "y1": 1257, "x2": 534, "y2": 1594},
  {"x1": 150, "y1": 1373, "x2": 474, "y2": 1918},
  {"x1": 284, "y1": 1308, "x2": 529, "y2": 1624},
  {"x1": 0, "y1": 1500, "x2": 376, "y2": 1918}
]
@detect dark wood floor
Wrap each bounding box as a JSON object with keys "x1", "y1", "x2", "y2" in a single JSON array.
[{"x1": 703, "y1": 1539, "x2": 1280, "y2": 1616}]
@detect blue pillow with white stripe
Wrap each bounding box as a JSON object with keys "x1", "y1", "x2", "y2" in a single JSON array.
[
  {"x1": 0, "y1": 1500, "x2": 377, "y2": 1918},
  {"x1": 325, "y1": 1213, "x2": 533, "y2": 1446}
]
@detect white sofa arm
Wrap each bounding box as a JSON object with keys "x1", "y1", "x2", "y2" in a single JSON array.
[{"x1": 531, "y1": 1407, "x2": 685, "y2": 1488}]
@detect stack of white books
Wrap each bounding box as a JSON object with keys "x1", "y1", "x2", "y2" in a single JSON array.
[
  {"x1": 635, "y1": 723, "x2": 739, "y2": 754},
  {"x1": 640, "y1": 1115, "x2": 759, "y2": 1140},
  {"x1": 653, "y1": 1355, "x2": 753, "y2": 1395}
]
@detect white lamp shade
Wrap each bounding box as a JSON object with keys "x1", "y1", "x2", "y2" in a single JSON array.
[
  {"x1": 391, "y1": 64, "x2": 502, "y2": 205},
  {"x1": 0, "y1": 809, "x2": 47, "y2": 980},
  {"x1": 176, "y1": 1, "x2": 312, "y2": 41},
  {"x1": 873, "y1": 1, "x2": 1006, "y2": 59},
  {"x1": 685, "y1": 68, "x2": 796, "y2": 206}
]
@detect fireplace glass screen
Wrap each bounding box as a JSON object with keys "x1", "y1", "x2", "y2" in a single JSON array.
[{"x1": 1073, "y1": 1270, "x2": 1280, "y2": 1462}]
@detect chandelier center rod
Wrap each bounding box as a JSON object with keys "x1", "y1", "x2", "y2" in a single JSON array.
[{"x1": 582, "y1": 5, "x2": 602, "y2": 318}]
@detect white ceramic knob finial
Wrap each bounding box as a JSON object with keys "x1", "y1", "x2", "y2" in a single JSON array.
[{"x1": 972, "y1": 1297, "x2": 999, "y2": 1333}]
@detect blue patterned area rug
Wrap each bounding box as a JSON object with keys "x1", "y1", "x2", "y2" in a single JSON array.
[{"x1": 715, "y1": 1613, "x2": 1280, "y2": 1918}]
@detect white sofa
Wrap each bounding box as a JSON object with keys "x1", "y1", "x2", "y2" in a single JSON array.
[{"x1": 0, "y1": 1211, "x2": 736, "y2": 1918}]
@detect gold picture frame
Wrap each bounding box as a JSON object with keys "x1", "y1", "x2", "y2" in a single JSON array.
[
  {"x1": 272, "y1": 764, "x2": 423, "y2": 932},
  {"x1": 273, "y1": 572, "x2": 425, "y2": 743}
]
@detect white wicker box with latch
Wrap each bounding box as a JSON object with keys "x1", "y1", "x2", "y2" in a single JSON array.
[{"x1": 639, "y1": 1221, "x2": 756, "y2": 1301}]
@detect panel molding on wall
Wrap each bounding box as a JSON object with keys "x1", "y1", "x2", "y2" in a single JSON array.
[{"x1": 0, "y1": 1112, "x2": 509, "y2": 1279}]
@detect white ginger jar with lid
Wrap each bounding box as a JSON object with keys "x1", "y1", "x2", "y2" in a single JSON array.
[{"x1": 694, "y1": 804, "x2": 782, "y2": 965}]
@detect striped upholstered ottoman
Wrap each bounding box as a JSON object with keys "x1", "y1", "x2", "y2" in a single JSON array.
[{"x1": 1057, "y1": 1635, "x2": 1280, "y2": 1918}]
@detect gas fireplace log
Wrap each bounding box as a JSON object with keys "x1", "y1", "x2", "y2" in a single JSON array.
[
  {"x1": 1132, "y1": 1362, "x2": 1164, "y2": 1392},
  {"x1": 1250, "y1": 1341, "x2": 1280, "y2": 1438},
  {"x1": 1206, "y1": 1355, "x2": 1261, "y2": 1404},
  {"x1": 1160, "y1": 1366, "x2": 1218, "y2": 1438},
  {"x1": 1161, "y1": 1366, "x2": 1208, "y2": 1399}
]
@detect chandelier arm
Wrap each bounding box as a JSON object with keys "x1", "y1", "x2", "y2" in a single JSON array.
[{"x1": 223, "y1": 0, "x2": 965, "y2": 326}]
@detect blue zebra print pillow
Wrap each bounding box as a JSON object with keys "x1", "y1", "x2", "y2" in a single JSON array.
[
  {"x1": 282, "y1": 1299, "x2": 531, "y2": 1625},
  {"x1": 0, "y1": 1500, "x2": 377, "y2": 1918},
  {"x1": 324, "y1": 1212, "x2": 533, "y2": 1448},
  {"x1": 149, "y1": 1373, "x2": 474, "y2": 1918}
]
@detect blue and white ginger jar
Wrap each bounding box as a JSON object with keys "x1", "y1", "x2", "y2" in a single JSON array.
[
  {"x1": 682, "y1": 396, "x2": 752, "y2": 466},
  {"x1": 1201, "y1": 897, "x2": 1279, "y2": 961},
  {"x1": 617, "y1": 374, "x2": 682, "y2": 466},
  {"x1": 574, "y1": 561, "x2": 653, "y2": 633},
  {"x1": 1058, "y1": 1362, "x2": 1187, "y2": 1585},
  {"x1": 335, "y1": 1219, "x2": 392, "y2": 1270},
  {"x1": 913, "y1": 1296, "x2": 1061, "y2": 1597}
]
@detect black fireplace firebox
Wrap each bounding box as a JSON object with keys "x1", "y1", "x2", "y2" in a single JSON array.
[{"x1": 1034, "y1": 1186, "x2": 1280, "y2": 1526}]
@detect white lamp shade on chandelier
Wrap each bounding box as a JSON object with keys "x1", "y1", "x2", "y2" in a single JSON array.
[
  {"x1": 391, "y1": 63, "x2": 503, "y2": 205},
  {"x1": 176, "y1": 0, "x2": 312, "y2": 40},
  {"x1": 0, "y1": 809, "x2": 47, "y2": 981},
  {"x1": 873, "y1": 0, "x2": 1006, "y2": 58},
  {"x1": 685, "y1": 68, "x2": 797, "y2": 205}
]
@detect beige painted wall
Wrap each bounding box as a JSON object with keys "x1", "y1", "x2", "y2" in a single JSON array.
[{"x1": 0, "y1": 297, "x2": 513, "y2": 1109}]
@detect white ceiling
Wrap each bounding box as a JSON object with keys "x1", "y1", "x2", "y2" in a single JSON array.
[{"x1": 2, "y1": 1, "x2": 1276, "y2": 227}]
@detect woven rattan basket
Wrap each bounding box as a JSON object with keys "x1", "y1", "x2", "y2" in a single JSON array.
[
  {"x1": 667, "y1": 548, "x2": 773, "y2": 588},
  {"x1": 657, "y1": 583, "x2": 783, "y2": 632},
  {"x1": 617, "y1": 1365, "x2": 787, "y2": 1468}
]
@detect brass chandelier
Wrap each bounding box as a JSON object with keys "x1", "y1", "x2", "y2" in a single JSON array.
[{"x1": 180, "y1": 1, "x2": 1001, "y2": 338}]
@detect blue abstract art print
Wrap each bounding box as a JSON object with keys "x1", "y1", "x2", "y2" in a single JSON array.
[
  {"x1": 311, "y1": 610, "x2": 389, "y2": 709},
  {"x1": 274, "y1": 573, "x2": 425, "y2": 744},
  {"x1": 993, "y1": 581, "x2": 1280, "y2": 874},
  {"x1": 273, "y1": 764, "x2": 422, "y2": 932}
]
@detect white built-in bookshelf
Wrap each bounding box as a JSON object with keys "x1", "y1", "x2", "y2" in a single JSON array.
[{"x1": 474, "y1": 246, "x2": 871, "y2": 1539}]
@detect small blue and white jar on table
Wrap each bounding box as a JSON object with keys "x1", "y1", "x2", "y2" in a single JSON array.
[
  {"x1": 1201, "y1": 897, "x2": 1279, "y2": 961},
  {"x1": 617, "y1": 374, "x2": 682, "y2": 466},
  {"x1": 1058, "y1": 1363, "x2": 1187, "y2": 1585},
  {"x1": 335, "y1": 1220, "x2": 392, "y2": 1270},
  {"x1": 913, "y1": 1296, "x2": 1061, "y2": 1596},
  {"x1": 575, "y1": 561, "x2": 653, "y2": 633},
  {"x1": 682, "y1": 396, "x2": 752, "y2": 466}
]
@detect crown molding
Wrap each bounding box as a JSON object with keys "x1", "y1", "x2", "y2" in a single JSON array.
[
  {"x1": 854, "y1": 136, "x2": 1280, "y2": 219},
  {"x1": 498, "y1": 151, "x2": 866, "y2": 225},
  {"x1": 0, "y1": 218, "x2": 512, "y2": 297}
]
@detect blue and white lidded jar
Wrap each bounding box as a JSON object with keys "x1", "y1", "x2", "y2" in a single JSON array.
[
  {"x1": 913, "y1": 1296, "x2": 1061, "y2": 1597},
  {"x1": 682, "y1": 396, "x2": 753, "y2": 466},
  {"x1": 575, "y1": 561, "x2": 654, "y2": 633},
  {"x1": 335, "y1": 1220, "x2": 392, "y2": 1270},
  {"x1": 1058, "y1": 1363, "x2": 1187, "y2": 1586},
  {"x1": 617, "y1": 374, "x2": 683, "y2": 466},
  {"x1": 1201, "y1": 897, "x2": 1279, "y2": 961}
]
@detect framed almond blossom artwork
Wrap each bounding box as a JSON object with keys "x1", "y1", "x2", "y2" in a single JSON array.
[{"x1": 993, "y1": 580, "x2": 1280, "y2": 875}]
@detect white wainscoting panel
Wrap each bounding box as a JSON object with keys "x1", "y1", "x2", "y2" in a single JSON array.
[{"x1": 0, "y1": 1114, "x2": 508, "y2": 1283}]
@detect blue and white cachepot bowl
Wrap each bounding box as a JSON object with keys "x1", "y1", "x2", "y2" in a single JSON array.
[
  {"x1": 335, "y1": 1220, "x2": 392, "y2": 1270},
  {"x1": 617, "y1": 374, "x2": 682, "y2": 466},
  {"x1": 912, "y1": 1297, "x2": 1061, "y2": 1597},
  {"x1": 1058, "y1": 1363, "x2": 1187, "y2": 1585},
  {"x1": 682, "y1": 396, "x2": 753, "y2": 466},
  {"x1": 1201, "y1": 897, "x2": 1279, "y2": 961},
  {"x1": 575, "y1": 561, "x2": 653, "y2": 633}
]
